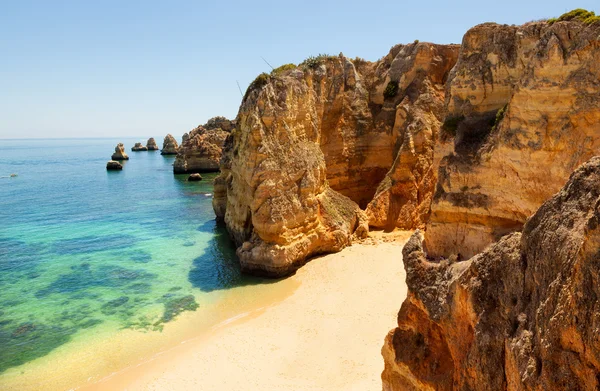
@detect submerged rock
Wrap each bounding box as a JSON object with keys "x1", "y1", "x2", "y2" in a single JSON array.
[
  {"x1": 187, "y1": 173, "x2": 203, "y2": 181},
  {"x1": 382, "y1": 156, "x2": 600, "y2": 390},
  {"x1": 146, "y1": 138, "x2": 159, "y2": 151},
  {"x1": 131, "y1": 142, "x2": 148, "y2": 151},
  {"x1": 173, "y1": 117, "x2": 234, "y2": 174},
  {"x1": 111, "y1": 143, "x2": 129, "y2": 160},
  {"x1": 161, "y1": 134, "x2": 179, "y2": 155},
  {"x1": 106, "y1": 161, "x2": 123, "y2": 170}
]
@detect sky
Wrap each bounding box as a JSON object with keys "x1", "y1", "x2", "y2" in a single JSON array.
[{"x1": 0, "y1": 1, "x2": 597, "y2": 139}]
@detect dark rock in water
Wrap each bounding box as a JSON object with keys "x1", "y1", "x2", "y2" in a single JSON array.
[
  {"x1": 111, "y1": 143, "x2": 129, "y2": 160},
  {"x1": 146, "y1": 137, "x2": 159, "y2": 151},
  {"x1": 187, "y1": 173, "x2": 203, "y2": 181},
  {"x1": 11, "y1": 322, "x2": 36, "y2": 338},
  {"x1": 161, "y1": 134, "x2": 179, "y2": 155},
  {"x1": 106, "y1": 160, "x2": 123, "y2": 170},
  {"x1": 131, "y1": 142, "x2": 148, "y2": 151}
]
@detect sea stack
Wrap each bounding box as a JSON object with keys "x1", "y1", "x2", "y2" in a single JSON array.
[
  {"x1": 187, "y1": 173, "x2": 202, "y2": 181},
  {"x1": 173, "y1": 116, "x2": 234, "y2": 174},
  {"x1": 106, "y1": 160, "x2": 123, "y2": 170},
  {"x1": 146, "y1": 138, "x2": 159, "y2": 151},
  {"x1": 131, "y1": 142, "x2": 148, "y2": 151},
  {"x1": 161, "y1": 134, "x2": 179, "y2": 155},
  {"x1": 111, "y1": 143, "x2": 129, "y2": 160}
]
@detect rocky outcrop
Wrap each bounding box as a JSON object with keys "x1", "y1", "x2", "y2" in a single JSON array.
[
  {"x1": 146, "y1": 138, "x2": 159, "y2": 151},
  {"x1": 131, "y1": 142, "x2": 148, "y2": 151},
  {"x1": 187, "y1": 173, "x2": 202, "y2": 181},
  {"x1": 213, "y1": 43, "x2": 459, "y2": 276},
  {"x1": 424, "y1": 20, "x2": 600, "y2": 259},
  {"x1": 111, "y1": 143, "x2": 129, "y2": 160},
  {"x1": 173, "y1": 117, "x2": 233, "y2": 174},
  {"x1": 106, "y1": 160, "x2": 123, "y2": 170},
  {"x1": 382, "y1": 156, "x2": 600, "y2": 391},
  {"x1": 161, "y1": 134, "x2": 179, "y2": 155}
]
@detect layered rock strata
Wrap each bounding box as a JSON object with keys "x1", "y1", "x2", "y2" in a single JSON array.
[
  {"x1": 146, "y1": 138, "x2": 159, "y2": 150},
  {"x1": 161, "y1": 134, "x2": 179, "y2": 155},
  {"x1": 382, "y1": 156, "x2": 600, "y2": 391},
  {"x1": 111, "y1": 143, "x2": 129, "y2": 160},
  {"x1": 173, "y1": 117, "x2": 234, "y2": 174},
  {"x1": 213, "y1": 43, "x2": 459, "y2": 276},
  {"x1": 424, "y1": 20, "x2": 600, "y2": 259}
]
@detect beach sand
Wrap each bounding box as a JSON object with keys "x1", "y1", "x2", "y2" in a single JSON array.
[{"x1": 84, "y1": 231, "x2": 411, "y2": 391}]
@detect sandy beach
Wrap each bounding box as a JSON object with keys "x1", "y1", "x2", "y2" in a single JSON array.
[{"x1": 83, "y1": 231, "x2": 411, "y2": 391}]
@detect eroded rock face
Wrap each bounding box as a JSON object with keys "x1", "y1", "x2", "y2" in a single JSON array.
[
  {"x1": 382, "y1": 156, "x2": 600, "y2": 390},
  {"x1": 424, "y1": 20, "x2": 600, "y2": 259},
  {"x1": 173, "y1": 117, "x2": 233, "y2": 174},
  {"x1": 213, "y1": 43, "x2": 459, "y2": 276},
  {"x1": 111, "y1": 143, "x2": 129, "y2": 160},
  {"x1": 146, "y1": 138, "x2": 159, "y2": 150},
  {"x1": 131, "y1": 142, "x2": 148, "y2": 151},
  {"x1": 161, "y1": 134, "x2": 179, "y2": 155},
  {"x1": 106, "y1": 160, "x2": 123, "y2": 170}
]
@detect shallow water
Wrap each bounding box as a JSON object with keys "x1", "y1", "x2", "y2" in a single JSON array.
[{"x1": 0, "y1": 138, "x2": 263, "y2": 384}]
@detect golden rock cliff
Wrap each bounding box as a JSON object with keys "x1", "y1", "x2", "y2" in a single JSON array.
[
  {"x1": 424, "y1": 20, "x2": 600, "y2": 259},
  {"x1": 382, "y1": 156, "x2": 600, "y2": 391},
  {"x1": 173, "y1": 117, "x2": 234, "y2": 174},
  {"x1": 213, "y1": 43, "x2": 459, "y2": 276}
]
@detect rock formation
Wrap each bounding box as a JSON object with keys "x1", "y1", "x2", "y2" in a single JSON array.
[
  {"x1": 131, "y1": 142, "x2": 148, "y2": 151},
  {"x1": 213, "y1": 44, "x2": 459, "y2": 276},
  {"x1": 146, "y1": 138, "x2": 159, "y2": 150},
  {"x1": 106, "y1": 161, "x2": 123, "y2": 170},
  {"x1": 424, "y1": 19, "x2": 600, "y2": 259},
  {"x1": 173, "y1": 117, "x2": 234, "y2": 174},
  {"x1": 111, "y1": 143, "x2": 129, "y2": 160},
  {"x1": 187, "y1": 173, "x2": 202, "y2": 181},
  {"x1": 161, "y1": 134, "x2": 179, "y2": 155},
  {"x1": 382, "y1": 156, "x2": 600, "y2": 391}
]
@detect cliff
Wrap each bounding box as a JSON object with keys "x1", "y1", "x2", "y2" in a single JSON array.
[
  {"x1": 424, "y1": 19, "x2": 600, "y2": 259},
  {"x1": 382, "y1": 156, "x2": 600, "y2": 390},
  {"x1": 173, "y1": 117, "x2": 234, "y2": 174},
  {"x1": 161, "y1": 134, "x2": 179, "y2": 155},
  {"x1": 213, "y1": 43, "x2": 459, "y2": 276}
]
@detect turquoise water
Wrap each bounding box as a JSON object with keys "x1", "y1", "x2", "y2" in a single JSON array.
[{"x1": 0, "y1": 138, "x2": 258, "y2": 377}]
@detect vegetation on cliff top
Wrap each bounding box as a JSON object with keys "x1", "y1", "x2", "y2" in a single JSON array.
[
  {"x1": 271, "y1": 63, "x2": 297, "y2": 76},
  {"x1": 300, "y1": 54, "x2": 336, "y2": 69},
  {"x1": 383, "y1": 80, "x2": 399, "y2": 99},
  {"x1": 547, "y1": 8, "x2": 600, "y2": 25}
]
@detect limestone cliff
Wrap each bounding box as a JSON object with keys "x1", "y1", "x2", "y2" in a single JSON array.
[
  {"x1": 213, "y1": 43, "x2": 459, "y2": 276},
  {"x1": 173, "y1": 117, "x2": 234, "y2": 174},
  {"x1": 382, "y1": 156, "x2": 600, "y2": 391},
  {"x1": 147, "y1": 137, "x2": 159, "y2": 151},
  {"x1": 161, "y1": 134, "x2": 179, "y2": 155},
  {"x1": 424, "y1": 20, "x2": 600, "y2": 259}
]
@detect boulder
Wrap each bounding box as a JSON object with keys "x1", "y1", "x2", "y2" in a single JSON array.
[
  {"x1": 187, "y1": 173, "x2": 203, "y2": 181},
  {"x1": 106, "y1": 160, "x2": 123, "y2": 170}
]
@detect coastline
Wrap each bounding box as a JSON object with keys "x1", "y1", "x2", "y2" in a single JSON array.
[{"x1": 83, "y1": 231, "x2": 411, "y2": 391}]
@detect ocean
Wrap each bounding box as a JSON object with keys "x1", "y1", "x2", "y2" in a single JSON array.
[{"x1": 0, "y1": 138, "x2": 283, "y2": 390}]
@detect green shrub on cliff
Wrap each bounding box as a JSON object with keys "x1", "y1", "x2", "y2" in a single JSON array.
[
  {"x1": 548, "y1": 9, "x2": 600, "y2": 25},
  {"x1": 491, "y1": 104, "x2": 508, "y2": 132},
  {"x1": 271, "y1": 63, "x2": 296, "y2": 76},
  {"x1": 300, "y1": 54, "x2": 336, "y2": 69},
  {"x1": 244, "y1": 72, "x2": 270, "y2": 100},
  {"x1": 383, "y1": 80, "x2": 399, "y2": 99}
]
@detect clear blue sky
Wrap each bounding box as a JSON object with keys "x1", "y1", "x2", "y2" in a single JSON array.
[{"x1": 0, "y1": 1, "x2": 596, "y2": 139}]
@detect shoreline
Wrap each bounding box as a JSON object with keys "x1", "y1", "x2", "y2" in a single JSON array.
[{"x1": 83, "y1": 231, "x2": 411, "y2": 391}]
